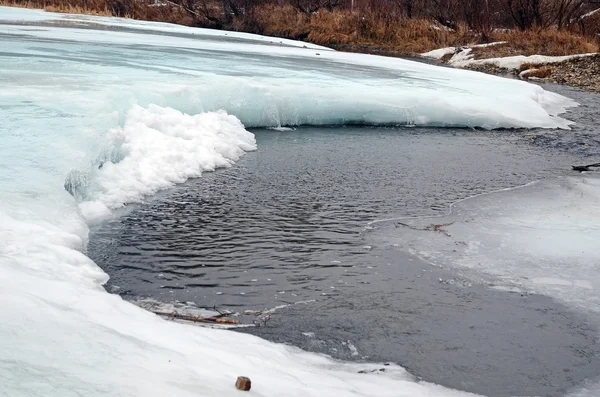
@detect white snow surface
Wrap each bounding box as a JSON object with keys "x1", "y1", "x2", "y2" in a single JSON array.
[
  {"x1": 0, "y1": 5, "x2": 329, "y2": 49},
  {"x1": 421, "y1": 46, "x2": 456, "y2": 59},
  {"x1": 76, "y1": 105, "x2": 256, "y2": 222},
  {"x1": 435, "y1": 45, "x2": 597, "y2": 70},
  {"x1": 0, "y1": 6, "x2": 588, "y2": 397},
  {"x1": 454, "y1": 52, "x2": 597, "y2": 70},
  {"x1": 421, "y1": 42, "x2": 506, "y2": 59}
]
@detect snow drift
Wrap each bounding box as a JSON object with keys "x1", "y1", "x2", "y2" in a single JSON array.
[{"x1": 65, "y1": 105, "x2": 257, "y2": 222}]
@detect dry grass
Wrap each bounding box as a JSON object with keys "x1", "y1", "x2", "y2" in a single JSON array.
[
  {"x1": 247, "y1": 6, "x2": 598, "y2": 55},
  {"x1": 352, "y1": 13, "x2": 476, "y2": 51},
  {"x1": 519, "y1": 62, "x2": 537, "y2": 72},
  {"x1": 43, "y1": 4, "x2": 113, "y2": 16},
  {"x1": 473, "y1": 28, "x2": 598, "y2": 58},
  {"x1": 521, "y1": 66, "x2": 553, "y2": 78},
  {"x1": 248, "y1": 4, "x2": 310, "y2": 39},
  {"x1": 0, "y1": 0, "x2": 192, "y2": 23},
  {"x1": 1, "y1": 0, "x2": 597, "y2": 56},
  {"x1": 0, "y1": 0, "x2": 114, "y2": 16},
  {"x1": 250, "y1": 6, "x2": 480, "y2": 52}
]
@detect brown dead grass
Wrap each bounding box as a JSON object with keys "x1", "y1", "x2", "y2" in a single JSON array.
[
  {"x1": 249, "y1": 4, "x2": 310, "y2": 39},
  {"x1": 473, "y1": 28, "x2": 598, "y2": 58},
  {"x1": 0, "y1": 0, "x2": 192, "y2": 23},
  {"x1": 519, "y1": 62, "x2": 537, "y2": 72},
  {"x1": 522, "y1": 66, "x2": 552, "y2": 78},
  {"x1": 246, "y1": 6, "x2": 598, "y2": 55},
  {"x1": 43, "y1": 4, "x2": 113, "y2": 16},
  {"x1": 250, "y1": 6, "x2": 480, "y2": 53},
  {"x1": 1, "y1": 1, "x2": 597, "y2": 56},
  {"x1": 1, "y1": 0, "x2": 114, "y2": 16}
]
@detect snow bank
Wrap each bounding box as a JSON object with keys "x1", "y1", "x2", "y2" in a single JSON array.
[
  {"x1": 421, "y1": 42, "x2": 506, "y2": 60},
  {"x1": 421, "y1": 46, "x2": 456, "y2": 59},
  {"x1": 67, "y1": 105, "x2": 256, "y2": 222},
  {"x1": 454, "y1": 52, "x2": 597, "y2": 70},
  {"x1": 376, "y1": 176, "x2": 600, "y2": 318},
  {"x1": 432, "y1": 45, "x2": 597, "y2": 70}
]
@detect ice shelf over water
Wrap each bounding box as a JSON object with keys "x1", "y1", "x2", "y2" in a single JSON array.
[
  {"x1": 0, "y1": 5, "x2": 590, "y2": 397},
  {"x1": 1, "y1": 6, "x2": 577, "y2": 131}
]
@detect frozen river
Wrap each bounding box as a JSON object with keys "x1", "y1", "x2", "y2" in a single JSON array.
[{"x1": 2, "y1": 6, "x2": 600, "y2": 397}]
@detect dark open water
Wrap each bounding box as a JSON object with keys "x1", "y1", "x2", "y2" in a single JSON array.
[{"x1": 89, "y1": 84, "x2": 600, "y2": 397}]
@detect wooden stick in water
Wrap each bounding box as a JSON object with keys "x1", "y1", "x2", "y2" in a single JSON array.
[{"x1": 572, "y1": 163, "x2": 600, "y2": 172}]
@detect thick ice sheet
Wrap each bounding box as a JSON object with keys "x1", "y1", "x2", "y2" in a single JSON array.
[
  {"x1": 375, "y1": 176, "x2": 600, "y2": 317},
  {"x1": 1, "y1": 6, "x2": 576, "y2": 130}
]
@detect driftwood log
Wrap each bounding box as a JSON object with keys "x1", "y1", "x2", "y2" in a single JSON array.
[{"x1": 152, "y1": 311, "x2": 240, "y2": 325}]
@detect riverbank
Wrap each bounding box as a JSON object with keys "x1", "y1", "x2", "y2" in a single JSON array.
[
  {"x1": 421, "y1": 43, "x2": 600, "y2": 93},
  {"x1": 464, "y1": 54, "x2": 600, "y2": 93},
  {"x1": 3, "y1": 2, "x2": 598, "y2": 93},
  {"x1": 1, "y1": 1, "x2": 598, "y2": 54}
]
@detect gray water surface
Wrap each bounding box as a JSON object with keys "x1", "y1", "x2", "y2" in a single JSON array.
[
  {"x1": 89, "y1": 85, "x2": 600, "y2": 397},
  {"x1": 91, "y1": 127, "x2": 585, "y2": 306}
]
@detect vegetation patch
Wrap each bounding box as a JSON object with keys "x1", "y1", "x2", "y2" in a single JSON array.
[{"x1": 1, "y1": 0, "x2": 598, "y2": 56}]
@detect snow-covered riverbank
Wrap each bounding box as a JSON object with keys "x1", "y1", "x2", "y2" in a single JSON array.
[
  {"x1": 422, "y1": 43, "x2": 600, "y2": 93},
  {"x1": 0, "y1": 6, "x2": 593, "y2": 397}
]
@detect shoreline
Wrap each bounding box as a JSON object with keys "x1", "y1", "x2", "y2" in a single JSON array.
[
  {"x1": 1, "y1": 4, "x2": 598, "y2": 94},
  {"x1": 334, "y1": 43, "x2": 600, "y2": 94},
  {"x1": 417, "y1": 44, "x2": 600, "y2": 93},
  {"x1": 90, "y1": 121, "x2": 600, "y2": 397},
  {"x1": 462, "y1": 54, "x2": 600, "y2": 93}
]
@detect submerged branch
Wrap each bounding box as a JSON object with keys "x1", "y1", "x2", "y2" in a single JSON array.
[
  {"x1": 572, "y1": 162, "x2": 600, "y2": 172},
  {"x1": 152, "y1": 310, "x2": 241, "y2": 325}
]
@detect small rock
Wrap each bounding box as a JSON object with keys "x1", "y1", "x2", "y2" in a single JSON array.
[{"x1": 235, "y1": 376, "x2": 251, "y2": 391}]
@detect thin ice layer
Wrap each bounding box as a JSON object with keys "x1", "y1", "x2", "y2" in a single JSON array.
[
  {"x1": 376, "y1": 176, "x2": 600, "y2": 318},
  {"x1": 1, "y1": 6, "x2": 576, "y2": 129}
]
